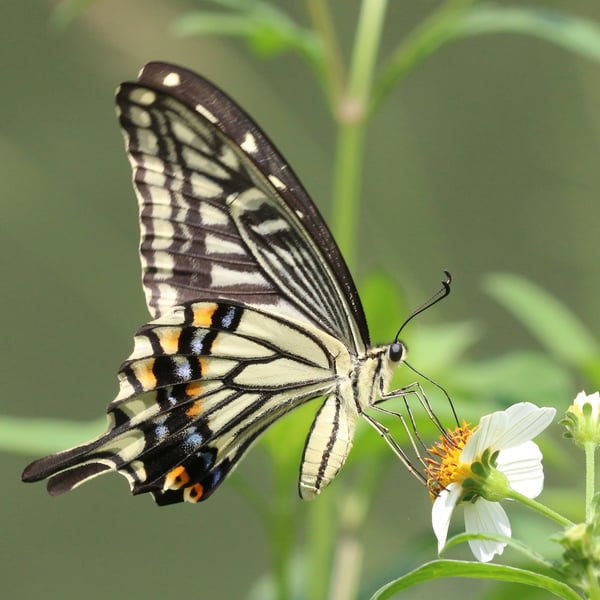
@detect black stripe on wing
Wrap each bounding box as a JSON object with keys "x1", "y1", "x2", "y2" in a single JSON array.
[{"x1": 116, "y1": 61, "x2": 370, "y2": 351}]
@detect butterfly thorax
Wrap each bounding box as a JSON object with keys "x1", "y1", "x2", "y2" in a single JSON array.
[{"x1": 347, "y1": 344, "x2": 403, "y2": 413}]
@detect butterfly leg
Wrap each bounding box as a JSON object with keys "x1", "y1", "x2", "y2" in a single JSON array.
[
  {"x1": 377, "y1": 381, "x2": 450, "y2": 441},
  {"x1": 368, "y1": 381, "x2": 457, "y2": 474},
  {"x1": 369, "y1": 403, "x2": 428, "y2": 468},
  {"x1": 360, "y1": 411, "x2": 426, "y2": 483}
]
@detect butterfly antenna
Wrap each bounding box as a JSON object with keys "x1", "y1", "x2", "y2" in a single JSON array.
[{"x1": 394, "y1": 270, "x2": 452, "y2": 343}]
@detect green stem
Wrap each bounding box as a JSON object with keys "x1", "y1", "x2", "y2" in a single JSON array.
[
  {"x1": 347, "y1": 0, "x2": 388, "y2": 102},
  {"x1": 329, "y1": 488, "x2": 370, "y2": 600},
  {"x1": 506, "y1": 488, "x2": 574, "y2": 528},
  {"x1": 271, "y1": 468, "x2": 296, "y2": 600},
  {"x1": 331, "y1": 123, "x2": 364, "y2": 271},
  {"x1": 306, "y1": 0, "x2": 345, "y2": 108},
  {"x1": 306, "y1": 3, "x2": 389, "y2": 597},
  {"x1": 331, "y1": 0, "x2": 388, "y2": 268},
  {"x1": 585, "y1": 441, "x2": 596, "y2": 522},
  {"x1": 307, "y1": 491, "x2": 335, "y2": 600},
  {"x1": 585, "y1": 562, "x2": 600, "y2": 600}
]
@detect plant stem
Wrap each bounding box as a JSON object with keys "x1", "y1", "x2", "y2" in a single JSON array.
[
  {"x1": 306, "y1": 0, "x2": 345, "y2": 108},
  {"x1": 331, "y1": 0, "x2": 388, "y2": 268},
  {"x1": 328, "y1": 489, "x2": 370, "y2": 600},
  {"x1": 331, "y1": 123, "x2": 364, "y2": 271},
  {"x1": 307, "y1": 491, "x2": 335, "y2": 600},
  {"x1": 585, "y1": 441, "x2": 596, "y2": 522},
  {"x1": 307, "y1": 2, "x2": 389, "y2": 597},
  {"x1": 506, "y1": 488, "x2": 574, "y2": 528},
  {"x1": 347, "y1": 0, "x2": 388, "y2": 103},
  {"x1": 271, "y1": 466, "x2": 296, "y2": 600},
  {"x1": 585, "y1": 562, "x2": 600, "y2": 600}
]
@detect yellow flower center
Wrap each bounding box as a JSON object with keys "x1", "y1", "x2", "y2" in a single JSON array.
[{"x1": 426, "y1": 421, "x2": 475, "y2": 499}]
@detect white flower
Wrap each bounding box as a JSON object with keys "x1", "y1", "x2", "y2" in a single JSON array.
[{"x1": 428, "y1": 402, "x2": 556, "y2": 562}]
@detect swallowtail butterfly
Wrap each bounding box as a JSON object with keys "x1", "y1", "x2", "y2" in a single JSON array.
[{"x1": 22, "y1": 62, "x2": 450, "y2": 505}]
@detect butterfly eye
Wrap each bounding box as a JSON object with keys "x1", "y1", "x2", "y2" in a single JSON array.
[{"x1": 389, "y1": 341, "x2": 406, "y2": 363}]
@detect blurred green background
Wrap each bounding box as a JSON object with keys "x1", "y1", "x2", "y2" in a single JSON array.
[{"x1": 2, "y1": 1, "x2": 600, "y2": 599}]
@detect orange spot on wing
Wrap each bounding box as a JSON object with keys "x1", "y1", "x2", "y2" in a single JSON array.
[
  {"x1": 164, "y1": 466, "x2": 190, "y2": 490},
  {"x1": 156, "y1": 328, "x2": 180, "y2": 354},
  {"x1": 192, "y1": 304, "x2": 218, "y2": 327},
  {"x1": 133, "y1": 359, "x2": 157, "y2": 390},
  {"x1": 185, "y1": 399, "x2": 204, "y2": 418},
  {"x1": 186, "y1": 381, "x2": 203, "y2": 398},
  {"x1": 184, "y1": 483, "x2": 204, "y2": 503}
]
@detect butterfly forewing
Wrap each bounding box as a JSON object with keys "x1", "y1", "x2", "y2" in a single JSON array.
[{"x1": 117, "y1": 62, "x2": 369, "y2": 352}]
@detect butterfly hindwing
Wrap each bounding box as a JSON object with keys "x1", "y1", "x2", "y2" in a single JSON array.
[{"x1": 24, "y1": 301, "x2": 352, "y2": 503}]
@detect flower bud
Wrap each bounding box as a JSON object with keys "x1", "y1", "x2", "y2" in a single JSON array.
[{"x1": 562, "y1": 391, "x2": 600, "y2": 448}]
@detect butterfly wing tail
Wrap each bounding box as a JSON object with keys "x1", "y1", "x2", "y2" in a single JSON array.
[
  {"x1": 22, "y1": 436, "x2": 112, "y2": 494},
  {"x1": 21, "y1": 423, "x2": 145, "y2": 495}
]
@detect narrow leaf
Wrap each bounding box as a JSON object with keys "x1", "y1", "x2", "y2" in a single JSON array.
[
  {"x1": 370, "y1": 559, "x2": 580, "y2": 600},
  {"x1": 443, "y1": 532, "x2": 554, "y2": 570},
  {"x1": 455, "y1": 4, "x2": 600, "y2": 62},
  {"x1": 0, "y1": 415, "x2": 105, "y2": 454},
  {"x1": 51, "y1": 0, "x2": 97, "y2": 29},
  {"x1": 373, "y1": 3, "x2": 600, "y2": 113},
  {"x1": 173, "y1": 12, "x2": 252, "y2": 37},
  {"x1": 173, "y1": 7, "x2": 321, "y2": 65},
  {"x1": 484, "y1": 273, "x2": 599, "y2": 366}
]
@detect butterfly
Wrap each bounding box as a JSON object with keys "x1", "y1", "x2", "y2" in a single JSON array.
[{"x1": 22, "y1": 62, "x2": 450, "y2": 505}]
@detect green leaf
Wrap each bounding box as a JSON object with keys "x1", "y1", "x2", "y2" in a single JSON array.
[
  {"x1": 454, "y1": 4, "x2": 600, "y2": 62},
  {"x1": 51, "y1": 0, "x2": 97, "y2": 29},
  {"x1": 173, "y1": 5, "x2": 321, "y2": 65},
  {"x1": 173, "y1": 12, "x2": 252, "y2": 37},
  {"x1": 0, "y1": 415, "x2": 105, "y2": 455},
  {"x1": 443, "y1": 532, "x2": 555, "y2": 570},
  {"x1": 373, "y1": 3, "x2": 600, "y2": 114},
  {"x1": 369, "y1": 559, "x2": 580, "y2": 600},
  {"x1": 407, "y1": 320, "x2": 480, "y2": 373},
  {"x1": 484, "y1": 273, "x2": 600, "y2": 367},
  {"x1": 449, "y1": 350, "x2": 573, "y2": 410}
]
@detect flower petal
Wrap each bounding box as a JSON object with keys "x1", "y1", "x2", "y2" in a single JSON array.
[
  {"x1": 462, "y1": 403, "x2": 555, "y2": 462},
  {"x1": 574, "y1": 391, "x2": 600, "y2": 420},
  {"x1": 496, "y1": 440, "x2": 544, "y2": 498},
  {"x1": 432, "y1": 482, "x2": 462, "y2": 553},
  {"x1": 464, "y1": 499, "x2": 511, "y2": 562}
]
